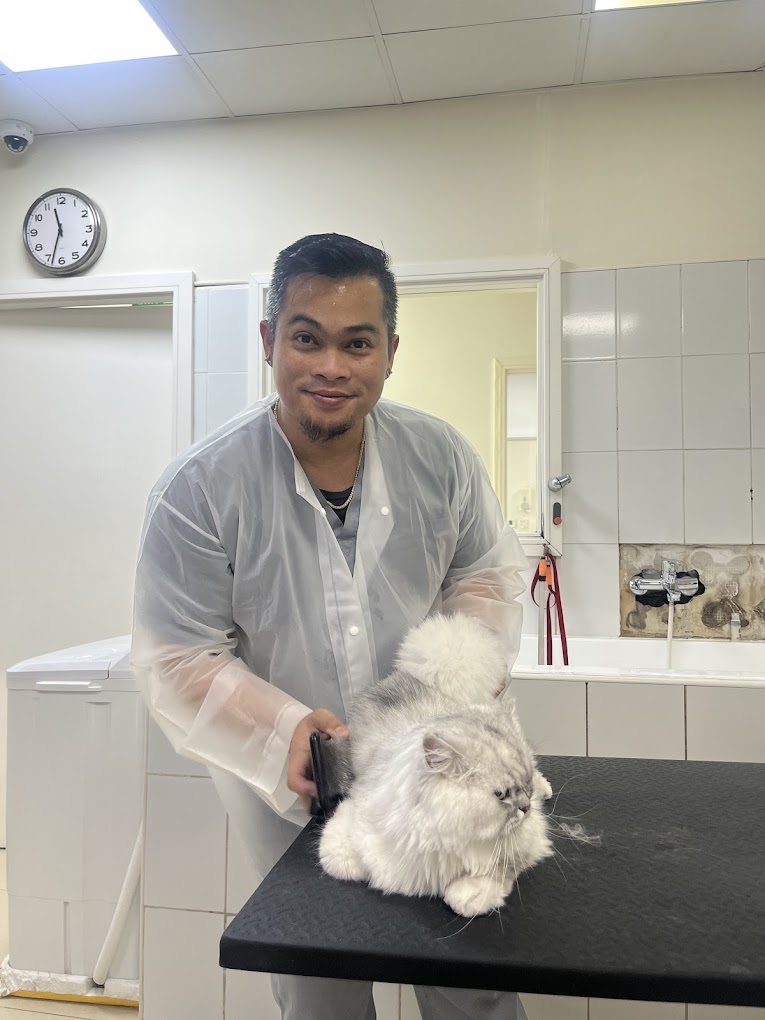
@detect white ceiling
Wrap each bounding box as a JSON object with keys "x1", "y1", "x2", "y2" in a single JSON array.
[{"x1": 0, "y1": 0, "x2": 763, "y2": 136}]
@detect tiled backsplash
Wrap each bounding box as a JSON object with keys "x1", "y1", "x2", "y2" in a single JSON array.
[
  {"x1": 620, "y1": 544, "x2": 765, "y2": 640},
  {"x1": 560, "y1": 260, "x2": 765, "y2": 636}
]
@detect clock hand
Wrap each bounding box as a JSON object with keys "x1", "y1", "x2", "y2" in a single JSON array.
[
  {"x1": 54, "y1": 208, "x2": 63, "y2": 237},
  {"x1": 51, "y1": 224, "x2": 61, "y2": 262}
]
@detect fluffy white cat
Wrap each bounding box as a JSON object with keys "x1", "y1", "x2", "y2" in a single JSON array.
[{"x1": 318, "y1": 614, "x2": 554, "y2": 918}]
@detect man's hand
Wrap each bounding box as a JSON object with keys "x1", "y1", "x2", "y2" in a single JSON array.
[{"x1": 288, "y1": 708, "x2": 350, "y2": 812}]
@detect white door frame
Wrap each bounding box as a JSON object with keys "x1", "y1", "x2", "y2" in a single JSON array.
[
  {"x1": 248, "y1": 257, "x2": 562, "y2": 556},
  {"x1": 0, "y1": 272, "x2": 195, "y2": 454}
]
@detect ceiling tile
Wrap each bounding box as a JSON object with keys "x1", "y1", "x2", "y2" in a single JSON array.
[
  {"x1": 147, "y1": 0, "x2": 373, "y2": 52},
  {"x1": 385, "y1": 16, "x2": 582, "y2": 102},
  {"x1": 195, "y1": 38, "x2": 395, "y2": 115},
  {"x1": 0, "y1": 75, "x2": 77, "y2": 134},
  {"x1": 373, "y1": 0, "x2": 583, "y2": 34},
  {"x1": 17, "y1": 57, "x2": 231, "y2": 129},
  {"x1": 583, "y1": 0, "x2": 765, "y2": 83}
]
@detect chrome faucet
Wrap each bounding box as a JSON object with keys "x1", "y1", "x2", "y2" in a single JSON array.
[{"x1": 629, "y1": 559, "x2": 701, "y2": 604}]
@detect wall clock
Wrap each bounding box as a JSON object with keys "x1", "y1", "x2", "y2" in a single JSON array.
[{"x1": 23, "y1": 188, "x2": 107, "y2": 275}]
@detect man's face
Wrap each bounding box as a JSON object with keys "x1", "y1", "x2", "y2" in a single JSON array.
[{"x1": 261, "y1": 274, "x2": 398, "y2": 442}]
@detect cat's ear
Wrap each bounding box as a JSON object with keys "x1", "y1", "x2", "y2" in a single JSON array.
[{"x1": 423, "y1": 734, "x2": 466, "y2": 777}]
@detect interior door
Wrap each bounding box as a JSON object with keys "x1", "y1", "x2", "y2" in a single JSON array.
[{"x1": 0, "y1": 303, "x2": 174, "y2": 846}]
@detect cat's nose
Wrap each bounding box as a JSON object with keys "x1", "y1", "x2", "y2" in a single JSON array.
[{"x1": 518, "y1": 801, "x2": 530, "y2": 814}]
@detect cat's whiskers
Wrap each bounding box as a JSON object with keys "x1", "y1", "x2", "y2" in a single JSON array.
[{"x1": 509, "y1": 833, "x2": 525, "y2": 914}]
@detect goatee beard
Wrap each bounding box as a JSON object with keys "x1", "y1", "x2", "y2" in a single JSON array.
[{"x1": 299, "y1": 415, "x2": 354, "y2": 443}]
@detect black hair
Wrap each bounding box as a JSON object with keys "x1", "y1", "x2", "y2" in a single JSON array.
[{"x1": 267, "y1": 233, "x2": 398, "y2": 343}]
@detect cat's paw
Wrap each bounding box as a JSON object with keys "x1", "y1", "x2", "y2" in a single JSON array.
[
  {"x1": 534, "y1": 771, "x2": 553, "y2": 801},
  {"x1": 318, "y1": 811, "x2": 368, "y2": 883},
  {"x1": 443, "y1": 876, "x2": 507, "y2": 918}
]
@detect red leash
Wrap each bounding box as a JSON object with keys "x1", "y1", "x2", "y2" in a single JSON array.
[{"x1": 530, "y1": 552, "x2": 569, "y2": 666}]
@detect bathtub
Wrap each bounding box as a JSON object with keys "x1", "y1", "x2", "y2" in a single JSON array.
[{"x1": 510, "y1": 634, "x2": 765, "y2": 763}]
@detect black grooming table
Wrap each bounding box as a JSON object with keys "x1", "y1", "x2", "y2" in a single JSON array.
[{"x1": 220, "y1": 756, "x2": 765, "y2": 1006}]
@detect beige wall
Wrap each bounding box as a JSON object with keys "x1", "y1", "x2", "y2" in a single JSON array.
[
  {"x1": 386, "y1": 287, "x2": 537, "y2": 486},
  {"x1": 1, "y1": 73, "x2": 763, "y2": 282}
]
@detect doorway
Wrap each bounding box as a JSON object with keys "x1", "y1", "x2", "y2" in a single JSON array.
[{"x1": 0, "y1": 280, "x2": 191, "y2": 847}]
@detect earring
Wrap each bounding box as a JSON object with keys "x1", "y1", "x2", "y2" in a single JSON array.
[{"x1": 385, "y1": 368, "x2": 392, "y2": 379}]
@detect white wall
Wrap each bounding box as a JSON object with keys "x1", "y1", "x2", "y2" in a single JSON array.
[{"x1": 1, "y1": 74, "x2": 764, "y2": 284}]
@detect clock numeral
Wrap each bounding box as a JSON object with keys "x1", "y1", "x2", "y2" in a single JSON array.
[
  {"x1": 34, "y1": 214, "x2": 43, "y2": 222},
  {"x1": 81, "y1": 210, "x2": 89, "y2": 219},
  {"x1": 45, "y1": 254, "x2": 52, "y2": 262},
  {"x1": 34, "y1": 244, "x2": 43, "y2": 251},
  {"x1": 29, "y1": 229, "x2": 38, "y2": 237},
  {"x1": 58, "y1": 257, "x2": 66, "y2": 265},
  {"x1": 44, "y1": 202, "x2": 51, "y2": 211},
  {"x1": 71, "y1": 251, "x2": 80, "y2": 260},
  {"x1": 56, "y1": 196, "x2": 66, "y2": 205},
  {"x1": 85, "y1": 224, "x2": 93, "y2": 233},
  {"x1": 82, "y1": 240, "x2": 89, "y2": 248}
]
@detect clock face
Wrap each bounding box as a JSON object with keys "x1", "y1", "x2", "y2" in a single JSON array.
[{"x1": 23, "y1": 189, "x2": 106, "y2": 275}]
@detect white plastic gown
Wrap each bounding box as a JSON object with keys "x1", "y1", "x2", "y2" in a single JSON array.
[{"x1": 132, "y1": 396, "x2": 528, "y2": 825}]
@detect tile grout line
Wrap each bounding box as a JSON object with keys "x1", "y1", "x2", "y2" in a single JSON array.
[
  {"x1": 747, "y1": 261, "x2": 755, "y2": 543},
  {"x1": 679, "y1": 264, "x2": 687, "y2": 545}
]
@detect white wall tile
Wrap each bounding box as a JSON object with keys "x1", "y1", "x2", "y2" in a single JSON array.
[
  {"x1": 751, "y1": 354, "x2": 765, "y2": 447},
  {"x1": 562, "y1": 361, "x2": 617, "y2": 452},
  {"x1": 145, "y1": 775, "x2": 227, "y2": 911},
  {"x1": 749, "y1": 260, "x2": 765, "y2": 353},
  {"x1": 561, "y1": 452, "x2": 618, "y2": 543},
  {"x1": 686, "y1": 687, "x2": 765, "y2": 763},
  {"x1": 617, "y1": 357, "x2": 682, "y2": 451},
  {"x1": 684, "y1": 450, "x2": 752, "y2": 545},
  {"x1": 588, "y1": 683, "x2": 685, "y2": 759},
  {"x1": 590, "y1": 999, "x2": 685, "y2": 1020},
  {"x1": 682, "y1": 354, "x2": 750, "y2": 449},
  {"x1": 7, "y1": 895, "x2": 63, "y2": 972},
  {"x1": 207, "y1": 372, "x2": 249, "y2": 432},
  {"x1": 562, "y1": 271, "x2": 616, "y2": 361},
  {"x1": 682, "y1": 261, "x2": 749, "y2": 356},
  {"x1": 226, "y1": 818, "x2": 261, "y2": 915},
  {"x1": 753, "y1": 449, "x2": 765, "y2": 544},
  {"x1": 147, "y1": 718, "x2": 210, "y2": 777},
  {"x1": 617, "y1": 265, "x2": 681, "y2": 359},
  {"x1": 194, "y1": 287, "x2": 209, "y2": 372},
  {"x1": 555, "y1": 544, "x2": 620, "y2": 637},
  {"x1": 689, "y1": 1005, "x2": 765, "y2": 1020},
  {"x1": 207, "y1": 287, "x2": 249, "y2": 373},
  {"x1": 143, "y1": 907, "x2": 224, "y2": 1020},
  {"x1": 194, "y1": 372, "x2": 208, "y2": 442},
  {"x1": 618, "y1": 451, "x2": 684, "y2": 544},
  {"x1": 225, "y1": 968, "x2": 281, "y2": 1020},
  {"x1": 520, "y1": 995, "x2": 587, "y2": 1020},
  {"x1": 510, "y1": 680, "x2": 587, "y2": 757}
]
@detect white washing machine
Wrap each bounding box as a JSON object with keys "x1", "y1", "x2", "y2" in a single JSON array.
[{"x1": 5, "y1": 636, "x2": 144, "y2": 987}]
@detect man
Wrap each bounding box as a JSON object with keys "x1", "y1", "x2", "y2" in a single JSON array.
[{"x1": 132, "y1": 233, "x2": 529, "y2": 1019}]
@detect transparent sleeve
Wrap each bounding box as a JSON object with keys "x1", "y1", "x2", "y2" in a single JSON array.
[
  {"x1": 132, "y1": 491, "x2": 311, "y2": 815},
  {"x1": 440, "y1": 448, "x2": 528, "y2": 671}
]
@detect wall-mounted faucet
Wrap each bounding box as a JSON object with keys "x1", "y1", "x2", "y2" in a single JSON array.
[{"x1": 629, "y1": 559, "x2": 702, "y2": 604}]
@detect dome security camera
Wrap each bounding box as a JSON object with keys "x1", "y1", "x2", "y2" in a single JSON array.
[{"x1": 1, "y1": 120, "x2": 34, "y2": 154}]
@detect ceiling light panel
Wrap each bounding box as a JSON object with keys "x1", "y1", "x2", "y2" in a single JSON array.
[{"x1": 0, "y1": 0, "x2": 177, "y2": 72}]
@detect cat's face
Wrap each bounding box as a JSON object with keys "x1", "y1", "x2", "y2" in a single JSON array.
[{"x1": 421, "y1": 712, "x2": 537, "y2": 843}]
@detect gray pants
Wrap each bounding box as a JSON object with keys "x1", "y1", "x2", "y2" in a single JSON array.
[{"x1": 270, "y1": 974, "x2": 527, "y2": 1020}]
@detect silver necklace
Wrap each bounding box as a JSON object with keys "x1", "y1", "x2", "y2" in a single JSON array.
[{"x1": 273, "y1": 399, "x2": 366, "y2": 511}]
